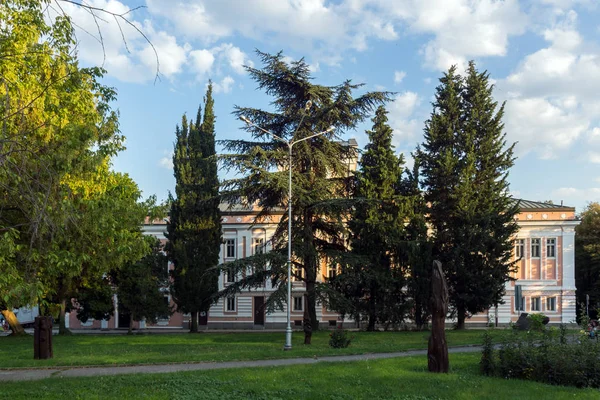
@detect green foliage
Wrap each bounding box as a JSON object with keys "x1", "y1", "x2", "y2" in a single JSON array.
[
  {"x1": 417, "y1": 61, "x2": 518, "y2": 328},
  {"x1": 330, "y1": 106, "x2": 412, "y2": 330},
  {"x1": 167, "y1": 82, "x2": 221, "y2": 331},
  {"x1": 0, "y1": 0, "x2": 146, "y2": 322},
  {"x1": 218, "y1": 50, "x2": 392, "y2": 330},
  {"x1": 575, "y1": 202, "x2": 600, "y2": 321},
  {"x1": 487, "y1": 332, "x2": 600, "y2": 389},
  {"x1": 527, "y1": 313, "x2": 547, "y2": 332},
  {"x1": 115, "y1": 237, "x2": 171, "y2": 330},
  {"x1": 72, "y1": 277, "x2": 114, "y2": 323},
  {"x1": 328, "y1": 327, "x2": 354, "y2": 348},
  {"x1": 480, "y1": 331, "x2": 495, "y2": 375}
]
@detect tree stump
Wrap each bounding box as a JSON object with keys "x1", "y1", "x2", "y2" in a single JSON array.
[{"x1": 428, "y1": 260, "x2": 448, "y2": 373}]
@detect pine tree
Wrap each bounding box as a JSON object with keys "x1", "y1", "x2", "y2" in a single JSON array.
[
  {"x1": 167, "y1": 82, "x2": 221, "y2": 333},
  {"x1": 418, "y1": 62, "x2": 517, "y2": 329},
  {"x1": 219, "y1": 51, "x2": 391, "y2": 332},
  {"x1": 333, "y1": 106, "x2": 410, "y2": 330}
]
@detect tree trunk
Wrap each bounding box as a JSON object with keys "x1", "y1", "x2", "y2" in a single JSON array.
[
  {"x1": 128, "y1": 314, "x2": 134, "y2": 335},
  {"x1": 305, "y1": 280, "x2": 319, "y2": 331},
  {"x1": 190, "y1": 311, "x2": 198, "y2": 333},
  {"x1": 367, "y1": 284, "x2": 377, "y2": 331},
  {"x1": 414, "y1": 299, "x2": 425, "y2": 331},
  {"x1": 1, "y1": 309, "x2": 25, "y2": 336},
  {"x1": 58, "y1": 299, "x2": 71, "y2": 335},
  {"x1": 428, "y1": 260, "x2": 449, "y2": 373},
  {"x1": 303, "y1": 295, "x2": 312, "y2": 345},
  {"x1": 456, "y1": 305, "x2": 466, "y2": 330}
]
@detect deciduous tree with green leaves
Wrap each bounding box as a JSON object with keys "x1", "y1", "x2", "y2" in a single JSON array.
[
  {"x1": 576, "y1": 202, "x2": 600, "y2": 319},
  {"x1": 0, "y1": 0, "x2": 143, "y2": 335},
  {"x1": 218, "y1": 51, "x2": 391, "y2": 333},
  {"x1": 167, "y1": 83, "x2": 221, "y2": 333}
]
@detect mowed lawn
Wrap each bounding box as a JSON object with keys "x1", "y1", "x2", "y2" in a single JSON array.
[
  {"x1": 0, "y1": 329, "x2": 518, "y2": 369},
  {"x1": 1, "y1": 353, "x2": 598, "y2": 399}
]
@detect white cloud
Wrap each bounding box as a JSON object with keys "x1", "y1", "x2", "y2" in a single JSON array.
[
  {"x1": 503, "y1": 97, "x2": 587, "y2": 159},
  {"x1": 589, "y1": 127, "x2": 600, "y2": 143},
  {"x1": 213, "y1": 76, "x2": 235, "y2": 94},
  {"x1": 394, "y1": 70, "x2": 406, "y2": 84},
  {"x1": 589, "y1": 152, "x2": 600, "y2": 163},
  {"x1": 212, "y1": 43, "x2": 253, "y2": 75},
  {"x1": 499, "y1": 10, "x2": 600, "y2": 159},
  {"x1": 388, "y1": 91, "x2": 422, "y2": 145},
  {"x1": 389, "y1": 0, "x2": 529, "y2": 70},
  {"x1": 48, "y1": 0, "x2": 191, "y2": 83},
  {"x1": 189, "y1": 49, "x2": 215, "y2": 76},
  {"x1": 147, "y1": 0, "x2": 524, "y2": 69},
  {"x1": 159, "y1": 151, "x2": 174, "y2": 169}
]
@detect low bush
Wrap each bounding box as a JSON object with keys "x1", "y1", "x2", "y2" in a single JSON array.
[
  {"x1": 526, "y1": 313, "x2": 547, "y2": 331},
  {"x1": 481, "y1": 329, "x2": 600, "y2": 388},
  {"x1": 329, "y1": 328, "x2": 353, "y2": 348}
]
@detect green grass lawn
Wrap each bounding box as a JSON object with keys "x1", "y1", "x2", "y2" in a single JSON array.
[
  {"x1": 1, "y1": 353, "x2": 597, "y2": 399},
  {"x1": 1, "y1": 329, "x2": 526, "y2": 369}
]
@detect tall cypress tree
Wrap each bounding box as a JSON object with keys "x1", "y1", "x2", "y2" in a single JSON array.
[
  {"x1": 418, "y1": 62, "x2": 517, "y2": 329},
  {"x1": 333, "y1": 106, "x2": 410, "y2": 330},
  {"x1": 219, "y1": 51, "x2": 391, "y2": 332},
  {"x1": 167, "y1": 82, "x2": 221, "y2": 333}
]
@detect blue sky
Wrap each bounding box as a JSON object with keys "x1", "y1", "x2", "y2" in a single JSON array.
[{"x1": 58, "y1": 0, "x2": 600, "y2": 213}]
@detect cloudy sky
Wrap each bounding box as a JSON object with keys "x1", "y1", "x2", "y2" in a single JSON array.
[{"x1": 56, "y1": 0, "x2": 600, "y2": 213}]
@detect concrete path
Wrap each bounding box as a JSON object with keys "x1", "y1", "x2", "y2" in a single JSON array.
[{"x1": 0, "y1": 345, "x2": 482, "y2": 382}]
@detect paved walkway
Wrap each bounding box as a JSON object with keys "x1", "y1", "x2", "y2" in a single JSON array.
[{"x1": 0, "y1": 345, "x2": 482, "y2": 382}]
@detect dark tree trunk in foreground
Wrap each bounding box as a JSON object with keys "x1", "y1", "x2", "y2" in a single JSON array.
[
  {"x1": 128, "y1": 314, "x2": 134, "y2": 335},
  {"x1": 303, "y1": 295, "x2": 312, "y2": 345},
  {"x1": 428, "y1": 260, "x2": 449, "y2": 373},
  {"x1": 1, "y1": 309, "x2": 25, "y2": 336},
  {"x1": 190, "y1": 311, "x2": 199, "y2": 333}
]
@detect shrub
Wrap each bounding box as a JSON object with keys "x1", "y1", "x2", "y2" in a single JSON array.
[
  {"x1": 479, "y1": 331, "x2": 495, "y2": 375},
  {"x1": 482, "y1": 329, "x2": 600, "y2": 388},
  {"x1": 329, "y1": 328, "x2": 353, "y2": 348},
  {"x1": 527, "y1": 313, "x2": 547, "y2": 331}
]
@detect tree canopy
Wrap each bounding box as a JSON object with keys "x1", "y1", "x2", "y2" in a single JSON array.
[{"x1": 218, "y1": 50, "x2": 392, "y2": 332}]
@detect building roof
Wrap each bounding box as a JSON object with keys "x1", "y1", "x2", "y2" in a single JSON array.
[{"x1": 510, "y1": 199, "x2": 574, "y2": 211}]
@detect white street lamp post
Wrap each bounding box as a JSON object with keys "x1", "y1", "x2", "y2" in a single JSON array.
[{"x1": 241, "y1": 105, "x2": 334, "y2": 351}]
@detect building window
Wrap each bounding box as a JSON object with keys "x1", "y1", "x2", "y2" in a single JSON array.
[
  {"x1": 254, "y1": 238, "x2": 264, "y2": 255},
  {"x1": 327, "y1": 265, "x2": 337, "y2": 279},
  {"x1": 546, "y1": 297, "x2": 557, "y2": 312},
  {"x1": 515, "y1": 239, "x2": 524, "y2": 258},
  {"x1": 546, "y1": 238, "x2": 556, "y2": 258},
  {"x1": 292, "y1": 265, "x2": 304, "y2": 282},
  {"x1": 226, "y1": 296, "x2": 236, "y2": 312},
  {"x1": 515, "y1": 297, "x2": 525, "y2": 312},
  {"x1": 225, "y1": 239, "x2": 236, "y2": 258},
  {"x1": 531, "y1": 238, "x2": 540, "y2": 258},
  {"x1": 225, "y1": 268, "x2": 236, "y2": 284},
  {"x1": 293, "y1": 296, "x2": 303, "y2": 312},
  {"x1": 531, "y1": 297, "x2": 541, "y2": 312}
]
